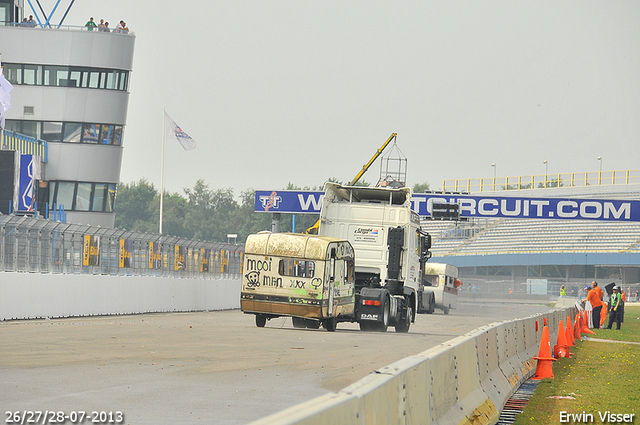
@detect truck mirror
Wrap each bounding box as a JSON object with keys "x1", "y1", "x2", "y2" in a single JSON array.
[{"x1": 421, "y1": 234, "x2": 431, "y2": 252}]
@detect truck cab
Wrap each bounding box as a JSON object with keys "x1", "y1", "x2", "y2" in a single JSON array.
[{"x1": 318, "y1": 182, "x2": 432, "y2": 331}]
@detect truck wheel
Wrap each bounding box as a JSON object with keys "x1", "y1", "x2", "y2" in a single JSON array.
[
  {"x1": 395, "y1": 306, "x2": 412, "y2": 333},
  {"x1": 292, "y1": 317, "x2": 306, "y2": 328},
  {"x1": 373, "y1": 298, "x2": 389, "y2": 332},
  {"x1": 443, "y1": 305, "x2": 450, "y2": 315},
  {"x1": 323, "y1": 318, "x2": 337, "y2": 332},
  {"x1": 255, "y1": 314, "x2": 267, "y2": 328},
  {"x1": 426, "y1": 295, "x2": 435, "y2": 314}
]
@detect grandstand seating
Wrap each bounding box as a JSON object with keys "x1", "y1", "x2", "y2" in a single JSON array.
[{"x1": 423, "y1": 218, "x2": 640, "y2": 257}]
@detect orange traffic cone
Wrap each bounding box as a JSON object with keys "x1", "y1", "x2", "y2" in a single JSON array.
[
  {"x1": 566, "y1": 315, "x2": 575, "y2": 347},
  {"x1": 532, "y1": 325, "x2": 556, "y2": 379},
  {"x1": 544, "y1": 317, "x2": 548, "y2": 327},
  {"x1": 574, "y1": 315, "x2": 582, "y2": 340},
  {"x1": 600, "y1": 307, "x2": 607, "y2": 328},
  {"x1": 554, "y1": 320, "x2": 570, "y2": 358},
  {"x1": 581, "y1": 311, "x2": 595, "y2": 335}
]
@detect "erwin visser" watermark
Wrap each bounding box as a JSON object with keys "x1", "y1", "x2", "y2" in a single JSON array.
[{"x1": 560, "y1": 411, "x2": 635, "y2": 423}]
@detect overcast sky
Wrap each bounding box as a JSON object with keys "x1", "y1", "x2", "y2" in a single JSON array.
[{"x1": 54, "y1": 1, "x2": 640, "y2": 195}]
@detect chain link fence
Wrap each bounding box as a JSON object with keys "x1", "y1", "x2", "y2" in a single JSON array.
[{"x1": 0, "y1": 215, "x2": 243, "y2": 278}]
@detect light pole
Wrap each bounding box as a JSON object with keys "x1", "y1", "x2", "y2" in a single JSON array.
[
  {"x1": 491, "y1": 163, "x2": 496, "y2": 191},
  {"x1": 543, "y1": 160, "x2": 548, "y2": 187},
  {"x1": 597, "y1": 156, "x2": 602, "y2": 185}
]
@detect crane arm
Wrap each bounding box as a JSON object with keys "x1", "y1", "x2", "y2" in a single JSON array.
[{"x1": 348, "y1": 133, "x2": 396, "y2": 187}]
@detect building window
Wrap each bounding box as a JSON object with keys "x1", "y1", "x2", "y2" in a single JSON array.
[
  {"x1": 42, "y1": 122, "x2": 63, "y2": 142},
  {"x1": 49, "y1": 181, "x2": 117, "y2": 213},
  {"x1": 7, "y1": 120, "x2": 124, "y2": 146},
  {"x1": 55, "y1": 181, "x2": 76, "y2": 210},
  {"x1": 92, "y1": 183, "x2": 107, "y2": 211},
  {"x1": 63, "y1": 123, "x2": 82, "y2": 143},
  {"x1": 82, "y1": 124, "x2": 100, "y2": 143},
  {"x1": 75, "y1": 182, "x2": 92, "y2": 211},
  {"x1": 3, "y1": 62, "x2": 129, "y2": 91},
  {"x1": 23, "y1": 64, "x2": 42, "y2": 85}
]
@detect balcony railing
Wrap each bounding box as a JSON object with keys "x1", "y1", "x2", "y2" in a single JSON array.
[
  {"x1": 1, "y1": 129, "x2": 48, "y2": 162},
  {"x1": 443, "y1": 170, "x2": 640, "y2": 193}
]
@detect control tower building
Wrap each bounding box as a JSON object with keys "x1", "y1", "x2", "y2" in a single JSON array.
[{"x1": 0, "y1": 1, "x2": 135, "y2": 227}]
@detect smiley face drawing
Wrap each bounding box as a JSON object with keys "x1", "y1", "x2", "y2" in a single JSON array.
[{"x1": 245, "y1": 271, "x2": 260, "y2": 288}]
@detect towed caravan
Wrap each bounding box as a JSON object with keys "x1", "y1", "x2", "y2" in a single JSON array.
[{"x1": 241, "y1": 232, "x2": 356, "y2": 331}]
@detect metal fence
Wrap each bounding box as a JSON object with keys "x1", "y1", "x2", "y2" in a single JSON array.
[
  {"x1": 443, "y1": 169, "x2": 640, "y2": 193},
  {"x1": 0, "y1": 214, "x2": 243, "y2": 278}
]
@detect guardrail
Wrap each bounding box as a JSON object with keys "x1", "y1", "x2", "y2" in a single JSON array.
[
  {"x1": 443, "y1": 169, "x2": 640, "y2": 193},
  {"x1": 0, "y1": 214, "x2": 243, "y2": 278},
  {"x1": 250, "y1": 306, "x2": 575, "y2": 425}
]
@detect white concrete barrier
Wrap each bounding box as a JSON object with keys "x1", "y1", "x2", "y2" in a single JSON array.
[
  {"x1": 0, "y1": 272, "x2": 240, "y2": 320},
  {"x1": 250, "y1": 306, "x2": 576, "y2": 425}
]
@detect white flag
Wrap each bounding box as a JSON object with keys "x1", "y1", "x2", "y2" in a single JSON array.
[
  {"x1": 0, "y1": 61, "x2": 14, "y2": 130},
  {"x1": 164, "y1": 111, "x2": 196, "y2": 151}
]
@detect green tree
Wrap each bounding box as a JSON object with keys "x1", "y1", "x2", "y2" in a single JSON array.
[
  {"x1": 114, "y1": 178, "x2": 158, "y2": 230},
  {"x1": 183, "y1": 179, "x2": 239, "y2": 241},
  {"x1": 412, "y1": 182, "x2": 430, "y2": 193}
]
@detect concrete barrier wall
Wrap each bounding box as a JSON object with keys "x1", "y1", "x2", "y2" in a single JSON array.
[
  {"x1": 0, "y1": 272, "x2": 241, "y2": 320},
  {"x1": 250, "y1": 307, "x2": 576, "y2": 425}
]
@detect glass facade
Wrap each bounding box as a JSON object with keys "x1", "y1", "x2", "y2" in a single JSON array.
[
  {"x1": 6, "y1": 120, "x2": 124, "y2": 145},
  {"x1": 49, "y1": 181, "x2": 117, "y2": 212},
  {"x1": 2, "y1": 63, "x2": 129, "y2": 91}
]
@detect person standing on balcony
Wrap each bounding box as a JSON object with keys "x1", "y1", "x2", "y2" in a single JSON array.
[{"x1": 85, "y1": 17, "x2": 97, "y2": 31}]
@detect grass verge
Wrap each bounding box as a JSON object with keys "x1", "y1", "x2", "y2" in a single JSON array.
[{"x1": 513, "y1": 306, "x2": 640, "y2": 424}]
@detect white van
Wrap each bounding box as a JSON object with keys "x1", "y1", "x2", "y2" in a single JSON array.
[{"x1": 421, "y1": 263, "x2": 460, "y2": 314}]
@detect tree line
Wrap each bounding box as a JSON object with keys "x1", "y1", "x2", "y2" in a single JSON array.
[{"x1": 114, "y1": 178, "x2": 429, "y2": 243}]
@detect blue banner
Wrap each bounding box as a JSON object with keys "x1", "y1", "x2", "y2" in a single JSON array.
[
  {"x1": 256, "y1": 190, "x2": 640, "y2": 222},
  {"x1": 411, "y1": 193, "x2": 640, "y2": 222},
  {"x1": 18, "y1": 154, "x2": 36, "y2": 212},
  {"x1": 255, "y1": 190, "x2": 323, "y2": 214}
]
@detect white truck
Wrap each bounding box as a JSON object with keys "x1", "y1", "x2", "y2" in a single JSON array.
[
  {"x1": 241, "y1": 182, "x2": 435, "y2": 332},
  {"x1": 418, "y1": 262, "x2": 461, "y2": 315},
  {"x1": 316, "y1": 182, "x2": 434, "y2": 332}
]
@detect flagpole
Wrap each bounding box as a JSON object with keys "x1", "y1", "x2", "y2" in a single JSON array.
[{"x1": 159, "y1": 108, "x2": 165, "y2": 234}]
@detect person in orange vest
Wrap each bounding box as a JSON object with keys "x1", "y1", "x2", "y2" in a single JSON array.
[
  {"x1": 592, "y1": 281, "x2": 604, "y2": 303},
  {"x1": 583, "y1": 285, "x2": 604, "y2": 329}
]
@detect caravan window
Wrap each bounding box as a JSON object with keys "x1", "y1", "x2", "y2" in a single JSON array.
[{"x1": 279, "y1": 259, "x2": 316, "y2": 278}]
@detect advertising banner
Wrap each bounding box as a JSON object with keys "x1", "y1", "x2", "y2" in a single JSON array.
[
  {"x1": 174, "y1": 245, "x2": 186, "y2": 271},
  {"x1": 18, "y1": 154, "x2": 40, "y2": 212},
  {"x1": 410, "y1": 193, "x2": 640, "y2": 222},
  {"x1": 254, "y1": 190, "x2": 323, "y2": 214},
  {"x1": 119, "y1": 239, "x2": 133, "y2": 268},
  {"x1": 255, "y1": 190, "x2": 640, "y2": 222},
  {"x1": 148, "y1": 241, "x2": 161, "y2": 269},
  {"x1": 83, "y1": 235, "x2": 100, "y2": 266},
  {"x1": 200, "y1": 248, "x2": 210, "y2": 272}
]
